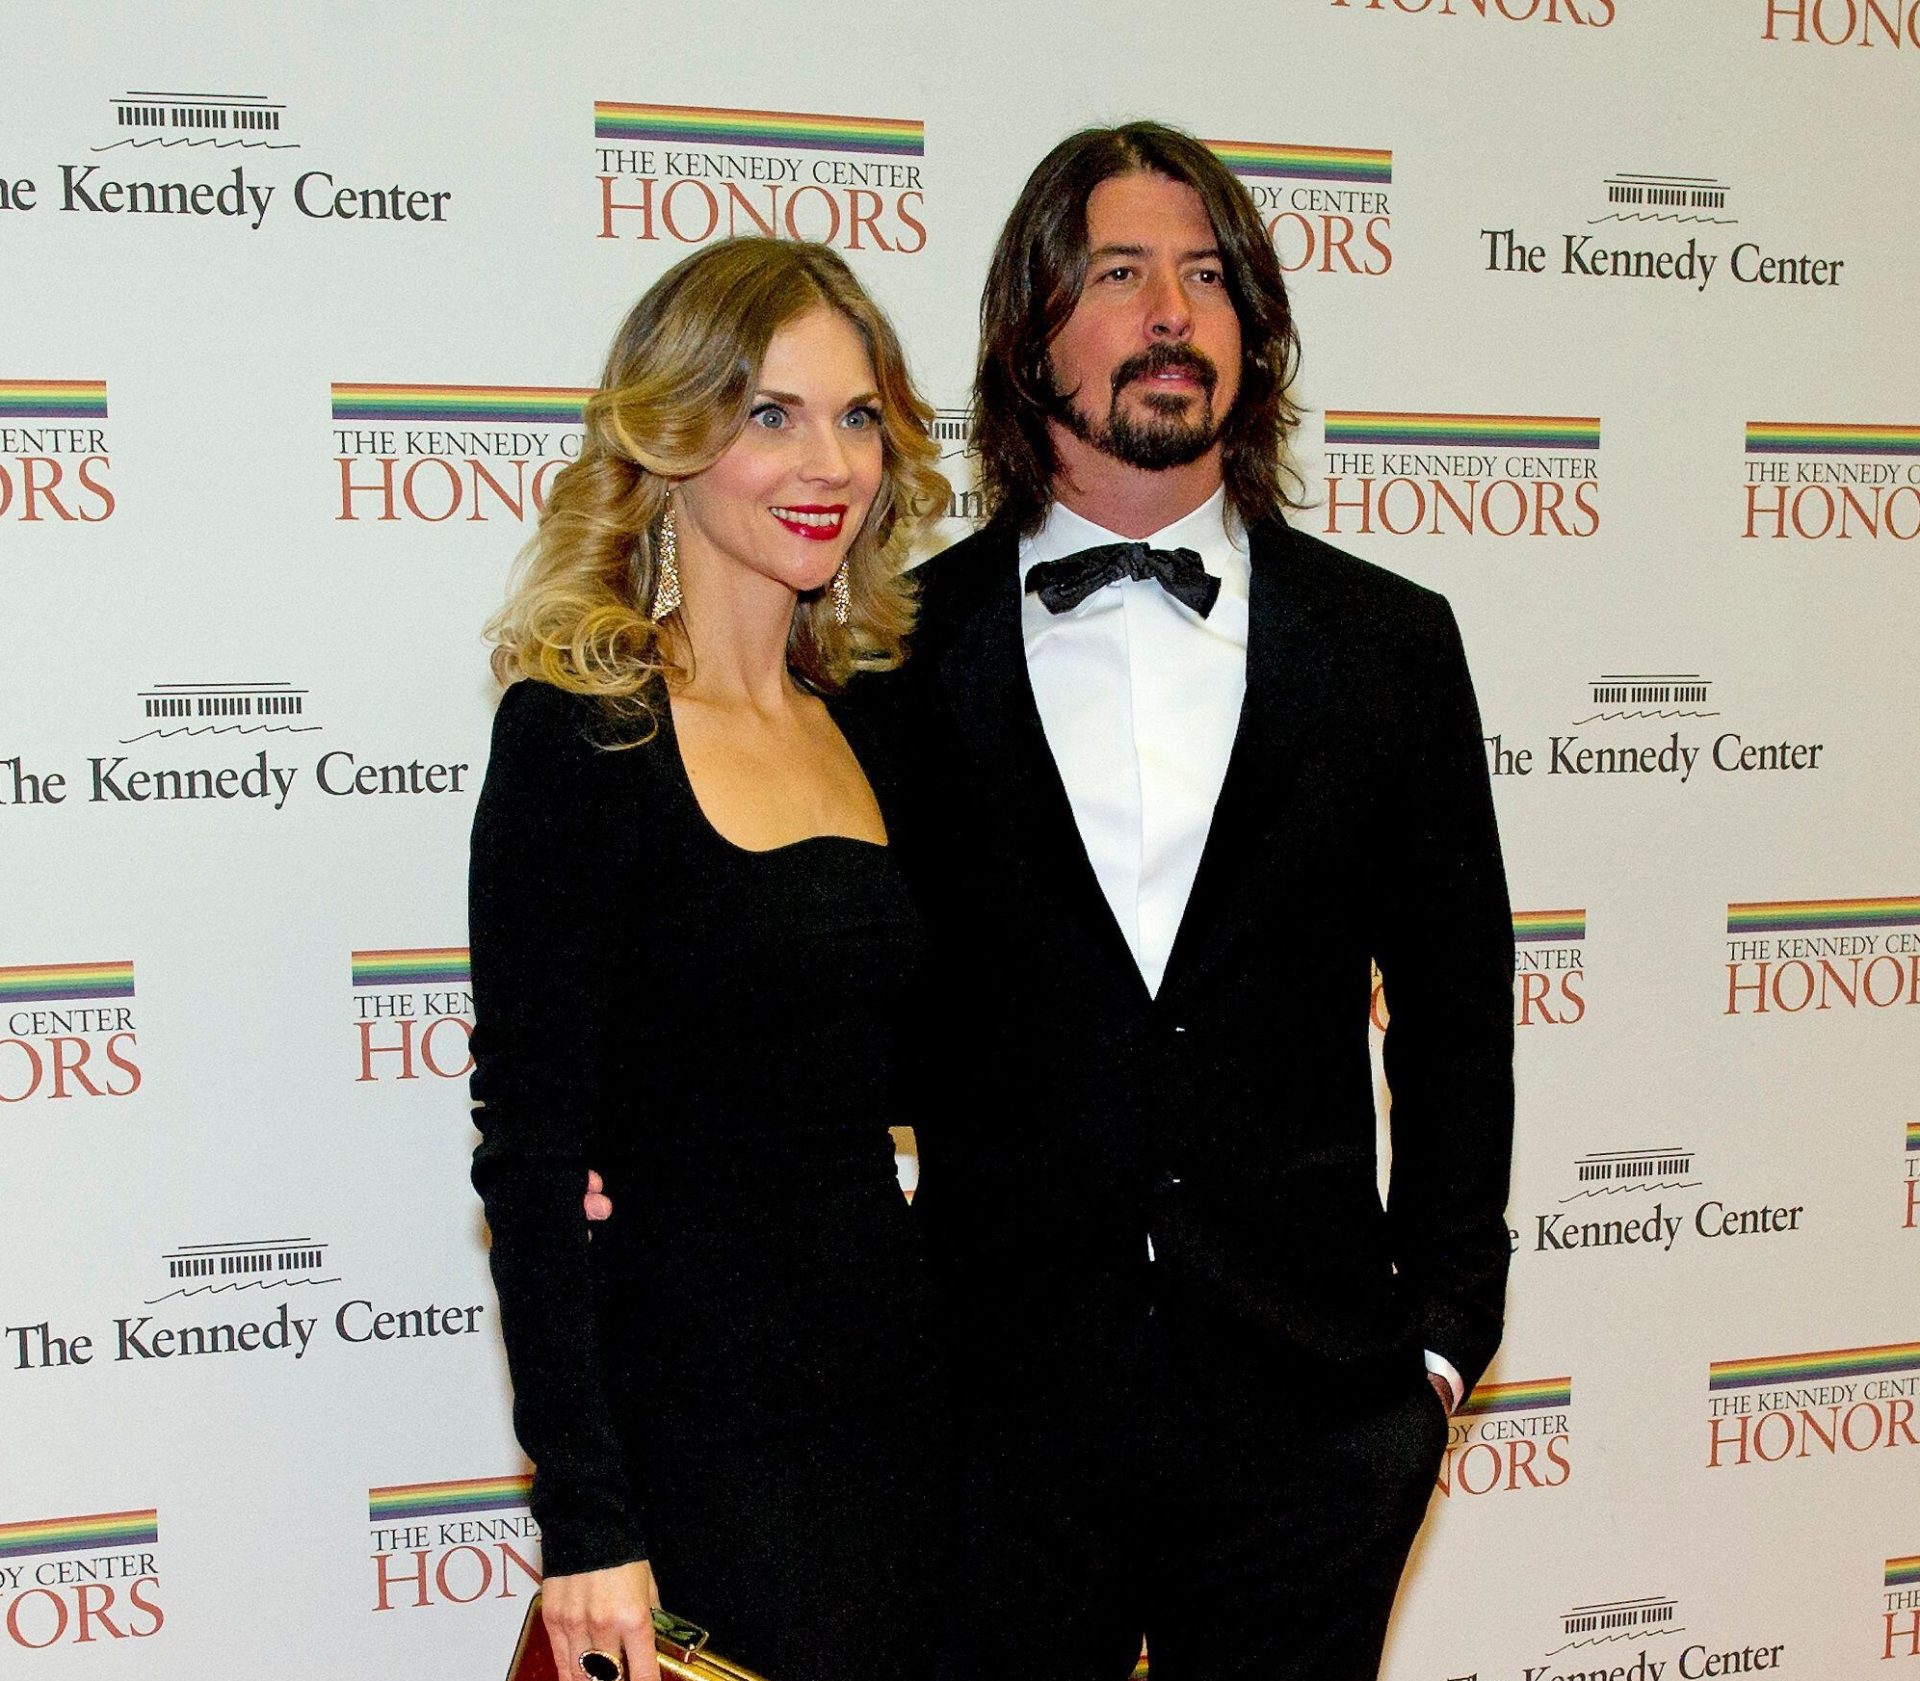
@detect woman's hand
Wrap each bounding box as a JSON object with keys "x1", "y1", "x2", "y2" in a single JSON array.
[
  {"x1": 584, "y1": 1168, "x2": 613, "y2": 1223},
  {"x1": 542, "y1": 1559, "x2": 662, "y2": 1681}
]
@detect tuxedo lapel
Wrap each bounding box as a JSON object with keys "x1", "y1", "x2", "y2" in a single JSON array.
[
  {"x1": 932, "y1": 530, "x2": 1152, "y2": 1008},
  {"x1": 1158, "y1": 518, "x2": 1323, "y2": 1004}
]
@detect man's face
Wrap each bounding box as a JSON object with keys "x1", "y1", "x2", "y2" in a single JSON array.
[{"x1": 1045, "y1": 170, "x2": 1242, "y2": 472}]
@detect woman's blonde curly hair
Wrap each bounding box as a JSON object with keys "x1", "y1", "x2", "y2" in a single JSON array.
[{"x1": 487, "y1": 238, "x2": 949, "y2": 722}]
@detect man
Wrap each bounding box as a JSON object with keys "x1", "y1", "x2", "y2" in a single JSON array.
[
  {"x1": 892, "y1": 122, "x2": 1513, "y2": 1681},
  {"x1": 582, "y1": 119, "x2": 1511, "y2": 1678}
]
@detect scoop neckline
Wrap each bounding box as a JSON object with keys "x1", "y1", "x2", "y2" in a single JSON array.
[{"x1": 661, "y1": 694, "x2": 889, "y2": 858}]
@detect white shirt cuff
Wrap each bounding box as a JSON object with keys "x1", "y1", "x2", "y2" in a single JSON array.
[{"x1": 1424, "y1": 1350, "x2": 1465, "y2": 1412}]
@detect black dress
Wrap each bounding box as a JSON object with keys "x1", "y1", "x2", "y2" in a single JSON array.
[{"x1": 468, "y1": 678, "x2": 947, "y2": 1681}]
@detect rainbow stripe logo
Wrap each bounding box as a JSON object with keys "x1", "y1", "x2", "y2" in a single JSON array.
[
  {"x1": 1746, "y1": 422, "x2": 1920, "y2": 457},
  {"x1": 1205, "y1": 141, "x2": 1391, "y2": 184},
  {"x1": 352, "y1": 948, "x2": 470, "y2": 988},
  {"x1": 0, "y1": 1509, "x2": 157, "y2": 1559},
  {"x1": 1458, "y1": 1377, "x2": 1572, "y2": 1417},
  {"x1": 1709, "y1": 1341, "x2": 1920, "y2": 1392},
  {"x1": 1727, "y1": 897, "x2": 1920, "y2": 936},
  {"x1": 1326, "y1": 412, "x2": 1601, "y2": 450},
  {"x1": 331, "y1": 384, "x2": 589, "y2": 426},
  {"x1": 369, "y1": 1474, "x2": 531, "y2": 1523},
  {"x1": 1907, "y1": 1121, "x2": 1920, "y2": 1153},
  {"x1": 0, "y1": 379, "x2": 108, "y2": 420},
  {"x1": 0, "y1": 961, "x2": 134, "y2": 1004},
  {"x1": 1889, "y1": 1555, "x2": 1920, "y2": 1588},
  {"x1": 595, "y1": 102, "x2": 922, "y2": 158},
  {"x1": 1515, "y1": 910, "x2": 1586, "y2": 943}
]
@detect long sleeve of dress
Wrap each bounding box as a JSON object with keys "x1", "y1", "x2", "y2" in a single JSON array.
[{"x1": 468, "y1": 679, "x2": 648, "y2": 1576}]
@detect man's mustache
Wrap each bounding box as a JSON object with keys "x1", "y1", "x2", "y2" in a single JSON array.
[{"x1": 1110, "y1": 342, "x2": 1219, "y2": 398}]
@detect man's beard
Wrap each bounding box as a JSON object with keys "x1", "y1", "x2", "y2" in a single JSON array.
[{"x1": 1049, "y1": 342, "x2": 1225, "y2": 471}]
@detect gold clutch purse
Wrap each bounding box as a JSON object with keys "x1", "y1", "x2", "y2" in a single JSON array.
[
  {"x1": 506, "y1": 1590, "x2": 771, "y2": 1681},
  {"x1": 651, "y1": 1608, "x2": 770, "y2": 1681}
]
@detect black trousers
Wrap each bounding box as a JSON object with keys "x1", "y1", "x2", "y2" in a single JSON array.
[{"x1": 938, "y1": 1332, "x2": 1448, "y2": 1681}]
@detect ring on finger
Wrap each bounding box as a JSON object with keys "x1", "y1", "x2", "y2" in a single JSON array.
[{"x1": 579, "y1": 1650, "x2": 624, "y2": 1681}]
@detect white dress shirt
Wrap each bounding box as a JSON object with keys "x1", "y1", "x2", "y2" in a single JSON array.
[
  {"x1": 1016, "y1": 487, "x2": 1465, "y2": 1411},
  {"x1": 1018, "y1": 488, "x2": 1249, "y2": 998}
]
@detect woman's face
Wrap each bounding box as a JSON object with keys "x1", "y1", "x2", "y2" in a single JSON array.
[{"x1": 672, "y1": 306, "x2": 886, "y2": 602}]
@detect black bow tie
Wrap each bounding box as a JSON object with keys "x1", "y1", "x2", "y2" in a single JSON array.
[{"x1": 1024, "y1": 541, "x2": 1221, "y2": 619}]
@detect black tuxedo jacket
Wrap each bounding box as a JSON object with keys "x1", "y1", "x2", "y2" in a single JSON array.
[{"x1": 881, "y1": 512, "x2": 1514, "y2": 1427}]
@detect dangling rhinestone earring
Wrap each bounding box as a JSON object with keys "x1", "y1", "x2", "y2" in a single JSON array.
[
  {"x1": 650, "y1": 504, "x2": 681, "y2": 621},
  {"x1": 830, "y1": 560, "x2": 851, "y2": 626}
]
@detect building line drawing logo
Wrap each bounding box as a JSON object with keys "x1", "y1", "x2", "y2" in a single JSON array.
[
  {"x1": 1574, "y1": 674, "x2": 1718, "y2": 724},
  {"x1": 1548, "y1": 1595, "x2": 1682, "y2": 1654},
  {"x1": 1592, "y1": 172, "x2": 1734, "y2": 225},
  {"x1": 1485, "y1": 166, "x2": 1841, "y2": 293},
  {"x1": 1562, "y1": 1149, "x2": 1699, "y2": 1202},
  {"x1": 96, "y1": 90, "x2": 296, "y2": 151},
  {"x1": 932, "y1": 408, "x2": 974, "y2": 461},
  {"x1": 29, "y1": 88, "x2": 449, "y2": 234},
  {"x1": 123, "y1": 682, "x2": 317, "y2": 742},
  {"x1": 145, "y1": 1239, "x2": 340, "y2": 1304}
]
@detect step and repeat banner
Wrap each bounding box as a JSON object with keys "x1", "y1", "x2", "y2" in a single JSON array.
[{"x1": 3, "y1": 2, "x2": 1915, "y2": 1676}]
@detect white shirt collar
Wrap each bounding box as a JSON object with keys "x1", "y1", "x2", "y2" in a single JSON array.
[{"x1": 1018, "y1": 485, "x2": 1250, "y2": 604}]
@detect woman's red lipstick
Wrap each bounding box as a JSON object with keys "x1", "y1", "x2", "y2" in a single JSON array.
[{"x1": 771, "y1": 504, "x2": 848, "y2": 541}]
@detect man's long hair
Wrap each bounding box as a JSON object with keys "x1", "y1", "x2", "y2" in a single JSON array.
[{"x1": 973, "y1": 121, "x2": 1305, "y2": 535}]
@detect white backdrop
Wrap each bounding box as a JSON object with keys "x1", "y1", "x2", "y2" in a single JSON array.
[{"x1": 3, "y1": 2, "x2": 1917, "y2": 1676}]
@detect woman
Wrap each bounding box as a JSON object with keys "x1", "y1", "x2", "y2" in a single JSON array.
[{"x1": 468, "y1": 238, "x2": 951, "y2": 1681}]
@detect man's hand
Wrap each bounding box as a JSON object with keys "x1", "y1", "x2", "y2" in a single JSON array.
[
  {"x1": 541, "y1": 1558, "x2": 662, "y2": 1681},
  {"x1": 585, "y1": 1169, "x2": 612, "y2": 1223}
]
